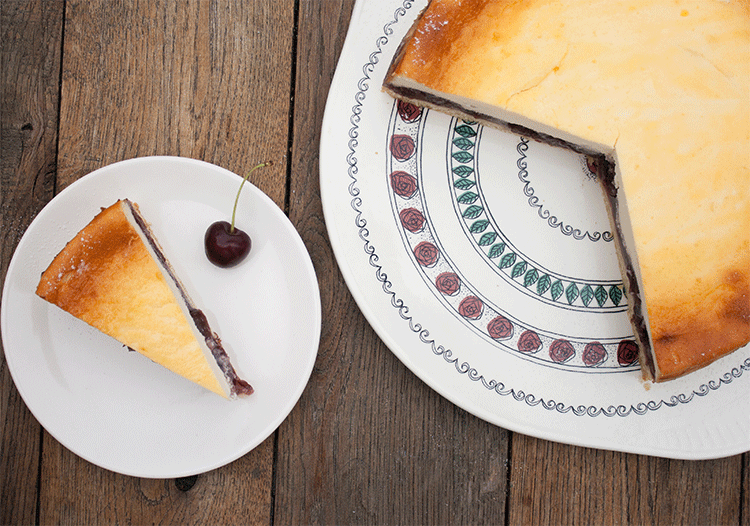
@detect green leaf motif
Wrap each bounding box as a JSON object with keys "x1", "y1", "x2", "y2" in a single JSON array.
[
  {"x1": 594, "y1": 285, "x2": 608, "y2": 307},
  {"x1": 488, "y1": 243, "x2": 505, "y2": 258},
  {"x1": 511, "y1": 261, "x2": 527, "y2": 279},
  {"x1": 453, "y1": 137, "x2": 474, "y2": 151},
  {"x1": 537, "y1": 274, "x2": 551, "y2": 295},
  {"x1": 551, "y1": 279, "x2": 564, "y2": 301},
  {"x1": 580, "y1": 284, "x2": 594, "y2": 307},
  {"x1": 457, "y1": 191, "x2": 478, "y2": 204},
  {"x1": 463, "y1": 205, "x2": 483, "y2": 219},
  {"x1": 524, "y1": 267, "x2": 539, "y2": 287},
  {"x1": 453, "y1": 165, "x2": 474, "y2": 177},
  {"x1": 499, "y1": 252, "x2": 516, "y2": 269},
  {"x1": 565, "y1": 282, "x2": 579, "y2": 304},
  {"x1": 478, "y1": 232, "x2": 497, "y2": 246},
  {"x1": 455, "y1": 124, "x2": 478, "y2": 138},
  {"x1": 470, "y1": 219, "x2": 489, "y2": 233},
  {"x1": 609, "y1": 285, "x2": 623, "y2": 306},
  {"x1": 452, "y1": 151, "x2": 474, "y2": 164},
  {"x1": 454, "y1": 178, "x2": 476, "y2": 190}
]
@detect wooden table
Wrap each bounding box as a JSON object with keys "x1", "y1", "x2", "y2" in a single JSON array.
[{"x1": 2, "y1": 1, "x2": 747, "y2": 524}]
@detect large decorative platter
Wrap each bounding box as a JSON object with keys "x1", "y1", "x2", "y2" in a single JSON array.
[
  {"x1": 2, "y1": 156, "x2": 321, "y2": 478},
  {"x1": 319, "y1": 0, "x2": 749, "y2": 459}
]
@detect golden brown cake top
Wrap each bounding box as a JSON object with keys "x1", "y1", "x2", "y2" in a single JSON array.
[{"x1": 36, "y1": 201, "x2": 142, "y2": 315}]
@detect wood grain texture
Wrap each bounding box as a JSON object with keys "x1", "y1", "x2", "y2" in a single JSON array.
[
  {"x1": 274, "y1": 0, "x2": 510, "y2": 523},
  {"x1": 39, "y1": 437, "x2": 274, "y2": 525},
  {"x1": 1, "y1": 1, "x2": 63, "y2": 524},
  {"x1": 507, "y1": 434, "x2": 743, "y2": 526},
  {"x1": 56, "y1": 0, "x2": 292, "y2": 204}
]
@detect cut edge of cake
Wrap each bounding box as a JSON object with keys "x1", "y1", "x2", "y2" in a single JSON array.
[{"x1": 121, "y1": 199, "x2": 254, "y2": 398}]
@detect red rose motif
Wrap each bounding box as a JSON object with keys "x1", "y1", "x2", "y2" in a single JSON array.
[
  {"x1": 517, "y1": 330, "x2": 542, "y2": 353},
  {"x1": 413, "y1": 241, "x2": 439, "y2": 267},
  {"x1": 397, "y1": 100, "x2": 423, "y2": 123},
  {"x1": 390, "y1": 171, "x2": 418, "y2": 199},
  {"x1": 399, "y1": 207, "x2": 425, "y2": 233},
  {"x1": 487, "y1": 315, "x2": 513, "y2": 340},
  {"x1": 549, "y1": 339, "x2": 575, "y2": 363},
  {"x1": 617, "y1": 340, "x2": 639, "y2": 366},
  {"x1": 390, "y1": 134, "x2": 416, "y2": 161},
  {"x1": 458, "y1": 296, "x2": 483, "y2": 320},
  {"x1": 435, "y1": 272, "x2": 461, "y2": 296},
  {"x1": 582, "y1": 342, "x2": 607, "y2": 366}
]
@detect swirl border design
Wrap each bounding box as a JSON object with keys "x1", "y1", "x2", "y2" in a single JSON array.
[{"x1": 515, "y1": 137, "x2": 616, "y2": 242}]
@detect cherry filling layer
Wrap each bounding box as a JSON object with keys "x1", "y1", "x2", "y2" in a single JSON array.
[{"x1": 127, "y1": 200, "x2": 254, "y2": 396}]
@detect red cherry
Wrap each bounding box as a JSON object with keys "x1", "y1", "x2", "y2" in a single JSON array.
[
  {"x1": 204, "y1": 221, "x2": 251, "y2": 267},
  {"x1": 204, "y1": 161, "x2": 271, "y2": 268}
]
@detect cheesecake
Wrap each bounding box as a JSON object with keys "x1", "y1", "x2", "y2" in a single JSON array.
[
  {"x1": 36, "y1": 199, "x2": 253, "y2": 398},
  {"x1": 383, "y1": 0, "x2": 750, "y2": 381}
]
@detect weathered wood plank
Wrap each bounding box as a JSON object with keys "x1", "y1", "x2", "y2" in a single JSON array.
[
  {"x1": 38, "y1": 1, "x2": 294, "y2": 523},
  {"x1": 0, "y1": 1, "x2": 64, "y2": 523},
  {"x1": 40, "y1": 437, "x2": 274, "y2": 525},
  {"x1": 56, "y1": 0, "x2": 291, "y2": 203},
  {"x1": 275, "y1": 0, "x2": 510, "y2": 523},
  {"x1": 507, "y1": 434, "x2": 743, "y2": 525}
]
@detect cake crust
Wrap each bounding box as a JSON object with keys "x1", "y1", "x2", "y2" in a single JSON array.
[{"x1": 384, "y1": 0, "x2": 750, "y2": 381}]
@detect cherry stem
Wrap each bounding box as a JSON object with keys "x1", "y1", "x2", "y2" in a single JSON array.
[{"x1": 230, "y1": 161, "x2": 272, "y2": 233}]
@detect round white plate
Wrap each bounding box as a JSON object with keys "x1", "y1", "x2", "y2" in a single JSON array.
[
  {"x1": 2, "y1": 156, "x2": 321, "y2": 478},
  {"x1": 319, "y1": 0, "x2": 750, "y2": 459}
]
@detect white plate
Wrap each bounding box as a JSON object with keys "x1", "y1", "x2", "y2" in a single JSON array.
[
  {"x1": 319, "y1": 0, "x2": 750, "y2": 459},
  {"x1": 2, "y1": 156, "x2": 321, "y2": 478}
]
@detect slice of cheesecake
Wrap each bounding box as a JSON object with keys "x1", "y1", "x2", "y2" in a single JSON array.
[
  {"x1": 36, "y1": 199, "x2": 253, "y2": 398},
  {"x1": 383, "y1": 0, "x2": 750, "y2": 381}
]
